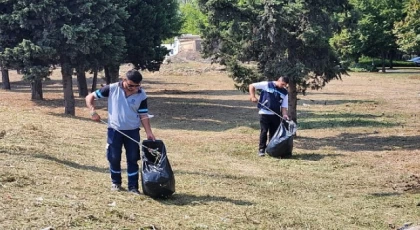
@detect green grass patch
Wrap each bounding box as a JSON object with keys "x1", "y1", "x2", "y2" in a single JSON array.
[{"x1": 298, "y1": 112, "x2": 398, "y2": 130}]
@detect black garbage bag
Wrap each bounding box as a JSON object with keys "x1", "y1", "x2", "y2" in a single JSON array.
[
  {"x1": 266, "y1": 120, "x2": 297, "y2": 158},
  {"x1": 141, "y1": 139, "x2": 175, "y2": 198}
]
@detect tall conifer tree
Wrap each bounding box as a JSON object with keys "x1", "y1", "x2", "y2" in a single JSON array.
[{"x1": 198, "y1": 0, "x2": 349, "y2": 122}]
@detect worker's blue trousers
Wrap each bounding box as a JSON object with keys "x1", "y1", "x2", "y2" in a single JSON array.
[{"x1": 106, "y1": 128, "x2": 140, "y2": 189}]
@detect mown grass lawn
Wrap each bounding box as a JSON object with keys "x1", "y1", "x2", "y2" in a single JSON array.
[{"x1": 1, "y1": 63, "x2": 420, "y2": 229}]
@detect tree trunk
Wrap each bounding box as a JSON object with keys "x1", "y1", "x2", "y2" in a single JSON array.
[
  {"x1": 390, "y1": 49, "x2": 397, "y2": 69},
  {"x1": 110, "y1": 64, "x2": 120, "y2": 83},
  {"x1": 381, "y1": 51, "x2": 386, "y2": 73},
  {"x1": 104, "y1": 66, "x2": 110, "y2": 84},
  {"x1": 286, "y1": 39, "x2": 298, "y2": 125},
  {"x1": 288, "y1": 80, "x2": 298, "y2": 124},
  {"x1": 104, "y1": 64, "x2": 120, "y2": 84},
  {"x1": 30, "y1": 78, "x2": 43, "y2": 100},
  {"x1": 1, "y1": 67, "x2": 11, "y2": 90},
  {"x1": 61, "y1": 62, "x2": 75, "y2": 115},
  {"x1": 76, "y1": 66, "x2": 88, "y2": 97},
  {"x1": 91, "y1": 68, "x2": 98, "y2": 92}
]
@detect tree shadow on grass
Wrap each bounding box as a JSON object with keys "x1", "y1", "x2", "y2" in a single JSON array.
[
  {"x1": 299, "y1": 111, "x2": 385, "y2": 119},
  {"x1": 44, "y1": 91, "x2": 259, "y2": 132},
  {"x1": 296, "y1": 111, "x2": 399, "y2": 130},
  {"x1": 298, "y1": 99, "x2": 376, "y2": 106},
  {"x1": 287, "y1": 153, "x2": 344, "y2": 161},
  {"x1": 44, "y1": 94, "x2": 399, "y2": 133},
  {"x1": 0, "y1": 146, "x2": 108, "y2": 173},
  {"x1": 159, "y1": 193, "x2": 253, "y2": 206},
  {"x1": 33, "y1": 154, "x2": 108, "y2": 173},
  {"x1": 298, "y1": 119, "x2": 398, "y2": 130},
  {"x1": 297, "y1": 133, "x2": 420, "y2": 152},
  {"x1": 369, "y1": 192, "x2": 401, "y2": 197},
  {"x1": 150, "y1": 170, "x2": 253, "y2": 205},
  {"x1": 142, "y1": 79, "x2": 189, "y2": 86},
  {"x1": 174, "y1": 169, "x2": 248, "y2": 180},
  {"x1": 6, "y1": 77, "x2": 102, "y2": 94},
  {"x1": 31, "y1": 97, "x2": 108, "y2": 111},
  {"x1": 37, "y1": 85, "x2": 400, "y2": 132}
]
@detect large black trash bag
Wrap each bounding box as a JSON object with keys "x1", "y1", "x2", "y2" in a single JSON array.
[
  {"x1": 266, "y1": 120, "x2": 297, "y2": 158},
  {"x1": 141, "y1": 139, "x2": 175, "y2": 198}
]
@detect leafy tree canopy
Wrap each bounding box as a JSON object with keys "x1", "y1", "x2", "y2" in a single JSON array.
[
  {"x1": 198, "y1": 0, "x2": 350, "y2": 122},
  {"x1": 180, "y1": 0, "x2": 208, "y2": 35},
  {"x1": 123, "y1": 0, "x2": 182, "y2": 71},
  {"x1": 198, "y1": 0, "x2": 348, "y2": 92},
  {"x1": 2, "y1": 39, "x2": 53, "y2": 82},
  {"x1": 394, "y1": 0, "x2": 420, "y2": 54},
  {"x1": 332, "y1": 0, "x2": 404, "y2": 69}
]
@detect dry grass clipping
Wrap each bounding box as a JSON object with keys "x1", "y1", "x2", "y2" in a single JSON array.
[{"x1": 1, "y1": 64, "x2": 420, "y2": 229}]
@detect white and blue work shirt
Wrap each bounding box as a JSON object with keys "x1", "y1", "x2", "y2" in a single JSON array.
[
  {"x1": 93, "y1": 81, "x2": 148, "y2": 130},
  {"x1": 252, "y1": 81, "x2": 288, "y2": 115}
]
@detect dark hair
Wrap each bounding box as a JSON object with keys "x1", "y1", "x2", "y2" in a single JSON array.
[
  {"x1": 280, "y1": 76, "x2": 289, "y2": 84},
  {"x1": 126, "y1": 69, "x2": 143, "y2": 83}
]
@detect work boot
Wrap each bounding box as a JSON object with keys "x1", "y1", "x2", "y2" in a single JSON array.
[
  {"x1": 128, "y1": 187, "x2": 141, "y2": 195},
  {"x1": 111, "y1": 183, "x2": 122, "y2": 192}
]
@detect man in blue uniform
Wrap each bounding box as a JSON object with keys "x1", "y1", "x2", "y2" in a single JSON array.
[
  {"x1": 85, "y1": 69, "x2": 155, "y2": 194},
  {"x1": 249, "y1": 76, "x2": 289, "y2": 157}
]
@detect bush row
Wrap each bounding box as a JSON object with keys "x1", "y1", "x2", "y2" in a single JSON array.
[{"x1": 346, "y1": 58, "x2": 418, "y2": 72}]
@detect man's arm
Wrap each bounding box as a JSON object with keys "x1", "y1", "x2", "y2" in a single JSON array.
[
  {"x1": 281, "y1": 107, "x2": 289, "y2": 120},
  {"x1": 249, "y1": 81, "x2": 269, "y2": 103},
  {"x1": 140, "y1": 115, "x2": 155, "y2": 141},
  {"x1": 85, "y1": 93, "x2": 101, "y2": 121},
  {"x1": 137, "y1": 97, "x2": 155, "y2": 140},
  {"x1": 249, "y1": 84, "x2": 258, "y2": 103},
  {"x1": 281, "y1": 94, "x2": 289, "y2": 120}
]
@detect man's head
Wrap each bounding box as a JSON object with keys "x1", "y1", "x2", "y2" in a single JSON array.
[
  {"x1": 124, "y1": 69, "x2": 143, "y2": 91},
  {"x1": 126, "y1": 69, "x2": 143, "y2": 83},
  {"x1": 276, "y1": 76, "x2": 289, "y2": 88}
]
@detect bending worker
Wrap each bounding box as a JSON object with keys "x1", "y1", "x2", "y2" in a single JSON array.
[
  {"x1": 249, "y1": 76, "x2": 289, "y2": 157},
  {"x1": 85, "y1": 69, "x2": 155, "y2": 195}
]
